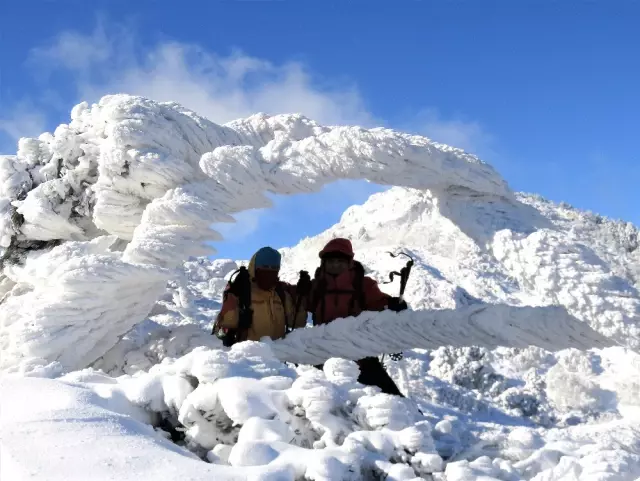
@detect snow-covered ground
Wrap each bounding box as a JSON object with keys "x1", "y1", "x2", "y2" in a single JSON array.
[{"x1": 1, "y1": 95, "x2": 639, "y2": 480}]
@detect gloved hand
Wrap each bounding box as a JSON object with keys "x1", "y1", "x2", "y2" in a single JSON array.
[
  {"x1": 387, "y1": 297, "x2": 408, "y2": 312},
  {"x1": 297, "y1": 270, "x2": 312, "y2": 296},
  {"x1": 238, "y1": 307, "x2": 253, "y2": 330}
]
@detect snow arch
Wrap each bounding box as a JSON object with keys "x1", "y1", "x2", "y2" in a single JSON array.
[{"x1": 0, "y1": 95, "x2": 614, "y2": 374}]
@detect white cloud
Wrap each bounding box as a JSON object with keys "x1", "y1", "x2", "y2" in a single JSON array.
[
  {"x1": 29, "y1": 23, "x2": 376, "y2": 127},
  {"x1": 30, "y1": 23, "x2": 114, "y2": 75},
  {"x1": 0, "y1": 101, "x2": 48, "y2": 148},
  {"x1": 411, "y1": 108, "x2": 495, "y2": 157},
  {"x1": 215, "y1": 208, "x2": 265, "y2": 241}
]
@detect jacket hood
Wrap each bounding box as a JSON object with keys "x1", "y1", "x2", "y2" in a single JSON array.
[
  {"x1": 319, "y1": 238, "x2": 355, "y2": 259},
  {"x1": 248, "y1": 247, "x2": 281, "y2": 278},
  {"x1": 248, "y1": 252, "x2": 257, "y2": 278}
]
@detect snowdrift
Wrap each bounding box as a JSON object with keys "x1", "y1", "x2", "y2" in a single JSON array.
[
  {"x1": 1, "y1": 345, "x2": 441, "y2": 481},
  {"x1": 4, "y1": 341, "x2": 640, "y2": 481}
]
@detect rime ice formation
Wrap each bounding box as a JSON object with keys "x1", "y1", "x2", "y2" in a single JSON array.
[
  {"x1": 1, "y1": 95, "x2": 637, "y2": 374},
  {"x1": 1, "y1": 94, "x2": 519, "y2": 373},
  {"x1": 269, "y1": 306, "x2": 613, "y2": 366}
]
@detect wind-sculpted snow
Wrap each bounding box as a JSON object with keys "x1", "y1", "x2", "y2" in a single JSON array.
[
  {"x1": 0, "y1": 95, "x2": 514, "y2": 373},
  {"x1": 269, "y1": 305, "x2": 613, "y2": 366},
  {"x1": 0, "y1": 95, "x2": 507, "y2": 269},
  {"x1": 0, "y1": 236, "x2": 168, "y2": 374},
  {"x1": 124, "y1": 109, "x2": 509, "y2": 268}
]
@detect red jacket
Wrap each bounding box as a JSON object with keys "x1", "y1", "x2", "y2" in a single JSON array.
[
  {"x1": 309, "y1": 238, "x2": 390, "y2": 325},
  {"x1": 309, "y1": 268, "x2": 390, "y2": 325}
]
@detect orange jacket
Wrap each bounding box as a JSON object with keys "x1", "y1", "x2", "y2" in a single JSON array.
[{"x1": 217, "y1": 253, "x2": 306, "y2": 341}]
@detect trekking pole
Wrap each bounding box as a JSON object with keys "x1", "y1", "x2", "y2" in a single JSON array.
[
  {"x1": 285, "y1": 270, "x2": 311, "y2": 337},
  {"x1": 382, "y1": 252, "x2": 414, "y2": 362}
]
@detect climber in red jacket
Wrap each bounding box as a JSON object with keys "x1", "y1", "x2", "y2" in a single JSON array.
[{"x1": 307, "y1": 238, "x2": 407, "y2": 396}]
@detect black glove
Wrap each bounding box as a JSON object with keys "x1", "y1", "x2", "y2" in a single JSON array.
[
  {"x1": 387, "y1": 297, "x2": 408, "y2": 312},
  {"x1": 238, "y1": 307, "x2": 253, "y2": 330},
  {"x1": 221, "y1": 328, "x2": 237, "y2": 347},
  {"x1": 297, "y1": 270, "x2": 312, "y2": 297}
]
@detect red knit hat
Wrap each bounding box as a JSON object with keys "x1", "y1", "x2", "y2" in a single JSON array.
[{"x1": 319, "y1": 238, "x2": 354, "y2": 259}]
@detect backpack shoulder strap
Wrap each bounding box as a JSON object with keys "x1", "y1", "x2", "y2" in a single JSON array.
[
  {"x1": 232, "y1": 267, "x2": 252, "y2": 307},
  {"x1": 274, "y1": 282, "x2": 290, "y2": 334},
  {"x1": 349, "y1": 261, "x2": 366, "y2": 314},
  {"x1": 310, "y1": 267, "x2": 325, "y2": 326},
  {"x1": 224, "y1": 267, "x2": 253, "y2": 335},
  {"x1": 212, "y1": 268, "x2": 241, "y2": 335}
]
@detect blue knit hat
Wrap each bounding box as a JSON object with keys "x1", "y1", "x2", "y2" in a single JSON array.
[{"x1": 254, "y1": 247, "x2": 281, "y2": 269}]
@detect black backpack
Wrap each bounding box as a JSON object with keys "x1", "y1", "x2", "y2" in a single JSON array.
[
  {"x1": 310, "y1": 260, "x2": 366, "y2": 326},
  {"x1": 212, "y1": 266, "x2": 289, "y2": 346}
]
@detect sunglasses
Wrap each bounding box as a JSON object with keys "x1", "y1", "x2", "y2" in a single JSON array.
[
  {"x1": 323, "y1": 257, "x2": 350, "y2": 263},
  {"x1": 256, "y1": 265, "x2": 280, "y2": 271}
]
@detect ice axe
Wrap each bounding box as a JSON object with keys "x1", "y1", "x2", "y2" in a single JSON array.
[
  {"x1": 382, "y1": 252, "x2": 414, "y2": 362},
  {"x1": 383, "y1": 251, "x2": 414, "y2": 303}
]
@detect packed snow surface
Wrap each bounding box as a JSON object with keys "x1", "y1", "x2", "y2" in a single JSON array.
[
  {"x1": 1, "y1": 95, "x2": 639, "y2": 480},
  {"x1": 4, "y1": 343, "x2": 640, "y2": 481}
]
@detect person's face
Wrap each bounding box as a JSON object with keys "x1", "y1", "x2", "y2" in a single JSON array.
[
  {"x1": 254, "y1": 267, "x2": 280, "y2": 290},
  {"x1": 324, "y1": 257, "x2": 350, "y2": 276}
]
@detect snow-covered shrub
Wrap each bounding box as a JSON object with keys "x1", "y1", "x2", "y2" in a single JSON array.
[
  {"x1": 544, "y1": 350, "x2": 617, "y2": 416},
  {"x1": 89, "y1": 343, "x2": 443, "y2": 479},
  {"x1": 429, "y1": 347, "x2": 507, "y2": 393}
]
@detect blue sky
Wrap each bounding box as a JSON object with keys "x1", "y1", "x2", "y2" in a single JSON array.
[{"x1": 1, "y1": 1, "x2": 638, "y2": 259}]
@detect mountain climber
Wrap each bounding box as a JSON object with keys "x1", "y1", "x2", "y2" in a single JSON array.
[
  {"x1": 305, "y1": 238, "x2": 408, "y2": 396},
  {"x1": 212, "y1": 247, "x2": 306, "y2": 345}
]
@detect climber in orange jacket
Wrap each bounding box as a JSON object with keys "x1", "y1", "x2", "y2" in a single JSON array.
[
  {"x1": 214, "y1": 247, "x2": 306, "y2": 343},
  {"x1": 307, "y1": 238, "x2": 407, "y2": 395}
]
